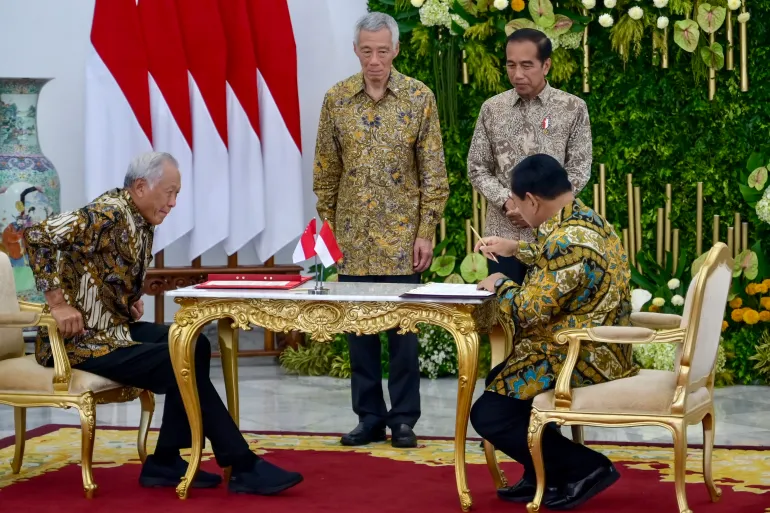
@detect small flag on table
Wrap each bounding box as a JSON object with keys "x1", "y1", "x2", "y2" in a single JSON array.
[
  {"x1": 315, "y1": 220, "x2": 343, "y2": 268},
  {"x1": 292, "y1": 219, "x2": 317, "y2": 263}
]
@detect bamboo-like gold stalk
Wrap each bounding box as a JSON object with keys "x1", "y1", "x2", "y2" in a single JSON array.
[
  {"x1": 656, "y1": 208, "x2": 664, "y2": 266},
  {"x1": 662, "y1": 26, "x2": 669, "y2": 69},
  {"x1": 472, "y1": 189, "x2": 479, "y2": 243},
  {"x1": 480, "y1": 196, "x2": 487, "y2": 232},
  {"x1": 708, "y1": 32, "x2": 716, "y2": 100},
  {"x1": 465, "y1": 219, "x2": 472, "y2": 254},
  {"x1": 593, "y1": 184, "x2": 600, "y2": 212},
  {"x1": 742, "y1": 221, "x2": 749, "y2": 252},
  {"x1": 582, "y1": 9, "x2": 590, "y2": 93},
  {"x1": 672, "y1": 229, "x2": 680, "y2": 273},
  {"x1": 626, "y1": 175, "x2": 636, "y2": 265},
  {"x1": 440, "y1": 218, "x2": 447, "y2": 255},
  {"x1": 432, "y1": 232, "x2": 437, "y2": 249},
  {"x1": 633, "y1": 186, "x2": 642, "y2": 258},
  {"x1": 734, "y1": 212, "x2": 741, "y2": 257},
  {"x1": 462, "y1": 50, "x2": 469, "y2": 85},
  {"x1": 727, "y1": 226, "x2": 734, "y2": 255},
  {"x1": 664, "y1": 183, "x2": 672, "y2": 261},
  {"x1": 696, "y1": 182, "x2": 703, "y2": 256},
  {"x1": 740, "y1": 1, "x2": 748, "y2": 91},
  {"x1": 622, "y1": 228, "x2": 630, "y2": 258},
  {"x1": 712, "y1": 215, "x2": 720, "y2": 246},
  {"x1": 599, "y1": 164, "x2": 607, "y2": 217},
  {"x1": 727, "y1": 11, "x2": 734, "y2": 70}
]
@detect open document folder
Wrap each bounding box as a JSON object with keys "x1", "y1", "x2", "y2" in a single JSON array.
[{"x1": 399, "y1": 282, "x2": 495, "y2": 300}]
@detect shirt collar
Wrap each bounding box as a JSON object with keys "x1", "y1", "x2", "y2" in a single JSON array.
[
  {"x1": 117, "y1": 188, "x2": 150, "y2": 230},
  {"x1": 345, "y1": 67, "x2": 407, "y2": 100},
  {"x1": 512, "y1": 82, "x2": 552, "y2": 106},
  {"x1": 537, "y1": 198, "x2": 583, "y2": 242}
]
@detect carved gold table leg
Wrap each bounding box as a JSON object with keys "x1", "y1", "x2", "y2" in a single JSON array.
[
  {"x1": 169, "y1": 311, "x2": 205, "y2": 500},
  {"x1": 218, "y1": 318, "x2": 240, "y2": 425},
  {"x1": 451, "y1": 324, "x2": 481, "y2": 512}
]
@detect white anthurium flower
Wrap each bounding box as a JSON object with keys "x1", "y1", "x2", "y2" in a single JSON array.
[
  {"x1": 657, "y1": 15, "x2": 669, "y2": 29},
  {"x1": 631, "y1": 289, "x2": 653, "y2": 313},
  {"x1": 671, "y1": 295, "x2": 685, "y2": 307},
  {"x1": 667, "y1": 278, "x2": 680, "y2": 289},
  {"x1": 629, "y1": 6, "x2": 644, "y2": 20},
  {"x1": 599, "y1": 13, "x2": 614, "y2": 27}
]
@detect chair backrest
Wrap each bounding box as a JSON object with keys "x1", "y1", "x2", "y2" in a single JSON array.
[
  {"x1": 676, "y1": 243, "x2": 733, "y2": 389},
  {"x1": 0, "y1": 252, "x2": 25, "y2": 360}
]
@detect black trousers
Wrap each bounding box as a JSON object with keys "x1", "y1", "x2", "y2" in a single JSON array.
[
  {"x1": 338, "y1": 273, "x2": 422, "y2": 429},
  {"x1": 470, "y1": 361, "x2": 610, "y2": 486},
  {"x1": 74, "y1": 322, "x2": 252, "y2": 468},
  {"x1": 488, "y1": 255, "x2": 527, "y2": 285}
]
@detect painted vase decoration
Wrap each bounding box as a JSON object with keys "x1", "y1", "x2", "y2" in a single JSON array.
[{"x1": 0, "y1": 78, "x2": 61, "y2": 304}]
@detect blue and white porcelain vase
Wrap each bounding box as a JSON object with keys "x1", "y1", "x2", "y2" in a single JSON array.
[{"x1": 0, "y1": 78, "x2": 61, "y2": 304}]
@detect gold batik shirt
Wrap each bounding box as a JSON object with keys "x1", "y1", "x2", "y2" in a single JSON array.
[
  {"x1": 23, "y1": 188, "x2": 154, "y2": 366},
  {"x1": 468, "y1": 83, "x2": 592, "y2": 243},
  {"x1": 313, "y1": 68, "x2": 449, "y2": 275},
  {"x1": 488, "y1": 199, "x2": 639, "y2": 400}
]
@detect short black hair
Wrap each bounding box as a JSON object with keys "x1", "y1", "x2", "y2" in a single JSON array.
[
  {"x1": 506, "y1": 29, "x2": 552, "y2": 62},
  {"x1": 511, "y1": 154, "x2": 573, "y2": 200}
]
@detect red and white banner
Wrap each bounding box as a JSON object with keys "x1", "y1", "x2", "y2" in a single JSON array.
[
  {"x1": 292, "y1": 219, "x2": 317, "y2": 263},
  {"x1": 84, "y1": 0, "x2": 152, "y2": 202},
  {"x1": 218, "y1": 0, "x2": 266, "y2": 256},
  {"x1": 315, "y1": 220, "x2": 343, "y2": 268},
  {"x1": 175, "y1": 0, "x2": 229, "y2": 260},
  {"x1": 138, "y1": 0, "x2": 194, "y2": 254},
  {"x1": 248, "y1": 0, "x2": 305, "y2": 263}
]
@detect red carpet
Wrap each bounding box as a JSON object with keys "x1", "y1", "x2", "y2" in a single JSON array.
[{"x1": 1, "y1": 426, "x2": 768, "y2": 512}]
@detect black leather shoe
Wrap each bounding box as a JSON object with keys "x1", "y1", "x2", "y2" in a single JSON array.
[
  {"x1": 139, "y1": 455, "x2": 222, "y2": 489},
  {"x1": 340, "y1": 422, "x2": 386, "y2": 446},
  {"x1": 497, "y1": 478, "x2": 559, "y2": 504},
  {"x1": 228, "y1": 458, "x2": 303, "y2": 495},
  {"x1": 390, "y1": 424, "x2": 417, "y2": 448},
  {"x1": 546, "y1": 464, "x2": 620, "y2": 510}
]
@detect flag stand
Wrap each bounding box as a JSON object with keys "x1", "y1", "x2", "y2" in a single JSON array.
[{"x1": 308, "y1": 253, "x2": 329, "y2": 295}]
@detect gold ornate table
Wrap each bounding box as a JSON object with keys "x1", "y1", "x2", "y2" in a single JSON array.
[{"x1": 165, "y1": 281, "x2": 511, "y2": 511}]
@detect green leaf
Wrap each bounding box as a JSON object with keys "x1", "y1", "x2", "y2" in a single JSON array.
[
  {"x1": 543, "y1": 15, "x2": 573, "y2": 38},
  {"x1": 430, "y1": 255, "x2": 457, "y2": 277},
  {"x1": 504, "y1": 18, "x2": 537, "y2": 36},
  {"x1": 460, "y1": 253, "x2": 488, "y2": 283},
  {"x1": 751, "y1": 241, "x2": 770, "y2": 281},
  {"x1": 529, "y1": 0, "x2": 556, "y2": 29},
  {"x1": 398, "y1": 20, "x2": 418, "y2": 33},
  {"x1": 674, "y1": 19, "x2": 700, "y2": 52},
  {"x1": 444, "y1": 273, "x2": 466, "y2": 284},
  {"x1": 739, "y1": 183, "x2": 764, "y2": 205},
  {"x1": 746, "y1": 152, "x2": 767, "y2": 173},
  {"x1": 699, "y1": 42, "x2": 725, "y2": 70},
  {"x1": 451, "y1": 0, "x2": 479, "y2": 25},
  {"x1": 432, "y1": 238, "x2": 451, "y2": 257},
  {"x1": 735, "y1": 250, "x2": 759, "y2": 280},
  {"x1": 691, "y1": 251, "x2": 709, "y2": 278},
  {"x1": 630, "y1": 265, "x2": 658, "y2": 291},
  {"x1": 696, "y1": 4, "x2": 727, "y2": 34},
  {"x1": 748, "y1": 167, "x2": 768, "y2": 190}
]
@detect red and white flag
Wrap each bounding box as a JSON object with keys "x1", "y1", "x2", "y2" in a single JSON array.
[
  {"x1": 291, "y1": 219, "x2": 317, "y2": 263},
  {"x1": 314, "y1": 220, "x2": 343, "y2": 268},
  {"x1": 84, "y1": 0, "x2": 152, "y2": 202},
  {"x1": 218, "y1": 0, "x2": 266, "y2": 256},
  {"x1": 247, "y1": 0, "x2": 305, "y2": 263},
  {"x1": 175, "y1": 0, "x2": 229, "y2": 260},
  {"x1": 138, "y1": 0, "x2": 194, "y2": 253}
]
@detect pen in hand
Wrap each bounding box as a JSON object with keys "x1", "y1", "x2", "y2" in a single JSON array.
[{"x1": 470, "y1": 226, "x2": 499, "y2": 264}]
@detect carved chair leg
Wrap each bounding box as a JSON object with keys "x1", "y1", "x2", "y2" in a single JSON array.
[
  {"x1": 79, "y1": 394, "x2": 97, "y2": 499},
  {"x1": 483, "y1": 440, "x2": 508, "y2": 489},
  {"x1": 701, "y1": 409, "x2": 722, "y2": 503},
  {"x1": 525, "y1": 410, "x2": 549, "y2": 513},
  {"x1": 670, "y1": 420, "x2": 692, "y2": 513},
  {"x1": 11, "y1": 406, "x2": 26, "y2": 474},
  {"x1": 570, "y1": 425, "x2": 584, "y2": 444},
  {"x1": 137, "y1": 390, "x2": 156, "y2": 464}
]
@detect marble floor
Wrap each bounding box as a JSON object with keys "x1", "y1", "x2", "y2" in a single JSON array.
[{"x1": 3, "y1": 326, "x2": 770, "y2": 447}]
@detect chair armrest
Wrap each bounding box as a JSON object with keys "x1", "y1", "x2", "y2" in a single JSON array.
[
  {"x1": 34, "y1": 313, "x2": 72, "y2": 393},
  {"x1": 19, "y1": 301, "x2": 45, "y2": 314},
  {"x1": 630, "y1": 312, "x2": 682, "y2": 330},
  {"x1": 0, "y1": 312, "x2": 42, "y2": 327}
]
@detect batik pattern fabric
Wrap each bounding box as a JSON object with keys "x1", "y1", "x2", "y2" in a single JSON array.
[
  {"x1": 23, "y1": 188, "x2": 154, "y2": 366},
  {"x1": 467, "y1": 83, "x2": 592, "y2": 244},
  {"x1": 313, "y1": 68, "x2": 449, "y2": 276},
  {"x1": 486, "y1": 199, "x2": 639, "y2": 400}
]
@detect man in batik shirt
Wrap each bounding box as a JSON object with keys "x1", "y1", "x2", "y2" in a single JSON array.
[
  {"x1": 468, "y1": 28, "x2": 592, "y2": 284},
  {"x1": 24, "y1": 152, "x2": 303, "y2": 496},
  {"x1": 313, "y1": 12, "x2": 449, "y2": 448},
  {"x1": 471, "y1": 154, "x2": 637, "y2": 510}
]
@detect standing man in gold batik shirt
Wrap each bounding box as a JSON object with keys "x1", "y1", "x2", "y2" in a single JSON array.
[
  {"x1": 313, "y1": 12, "x2": 449, "y2": 449},
  {"x1": 468, "y1": 28, "x2": 592, "y2": 285},
  {"x1": 471, "y1": 154, "x2": 637, "y2": 510}
]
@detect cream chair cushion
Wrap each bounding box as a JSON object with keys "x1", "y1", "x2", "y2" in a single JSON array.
[
  {"x1": 0, "y1": 354, "x2": 123, "y2": 395},
  {"x1": 533, "y1": 369, "x2": 711, "y2": 415}
]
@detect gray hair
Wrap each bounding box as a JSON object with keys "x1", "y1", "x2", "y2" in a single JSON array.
[
  {"x1": 124, "y1": 152, "x2": 178, "y2": 188},
  {"x1": 354, "y1": 12, "x2": 399, "y2": 49}
]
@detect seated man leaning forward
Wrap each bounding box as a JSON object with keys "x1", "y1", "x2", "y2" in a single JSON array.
[
  {"x1": 472, "y1": 153, "x2": 638, "y2": 510},
  {"x1": 23, "y1": 152, "x2": 303, "y2": 495}
]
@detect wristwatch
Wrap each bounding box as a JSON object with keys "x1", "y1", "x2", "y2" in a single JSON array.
[{"x1": 493, "y1": 277, "x2": 507, "y2": 291}]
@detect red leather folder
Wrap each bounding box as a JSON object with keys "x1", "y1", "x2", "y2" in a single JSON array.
[{"x1": 195, "y1": 274, "x2": 313, "y2": 290}]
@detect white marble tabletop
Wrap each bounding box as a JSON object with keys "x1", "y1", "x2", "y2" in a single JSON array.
[{"x1": 165, "y1": 280, "x2": 495, "y2": 305}]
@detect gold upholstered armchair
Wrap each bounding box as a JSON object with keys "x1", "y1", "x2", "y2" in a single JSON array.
[
  {"x1": 519, "y1": 242, "x2": 733, "y2": 513},
  {"x1": 0, "y1": 252, "x2": 155, "y2": 497}
]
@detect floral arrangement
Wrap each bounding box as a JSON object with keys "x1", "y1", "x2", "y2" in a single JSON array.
[{"x1": 417, "y1": 323, "x2": 459, "y2": 378}]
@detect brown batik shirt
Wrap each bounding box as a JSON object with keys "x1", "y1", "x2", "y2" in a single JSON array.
[
  {"x1": 23, "y1": 188, "x2": 154, "y2": 366},
  {"x1": 467, "y1": 83, "x2": 592, "y2": 243},
  {"x1": 313, "y1": 68, "x2": 449, "y2": 275}
]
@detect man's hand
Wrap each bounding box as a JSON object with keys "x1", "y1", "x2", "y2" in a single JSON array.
[
  {"x1": 50, "y1": 303, "x2": 84, "y2": 338},
  {"x1": 413, "y1": 237, "x2": 433, "y2": 273},
  {"x1": 477, "y1": 272, "x2": 507, "y2": 292},
  {"x1": 474, "y1": 236, "x2": 519, "y2": 259},
  {"x1": 130, "y1": 299, "x2": 144, "y2": 321},
  {"x1": 505, "y1": 207, "x2": 530, "y2": 228}
]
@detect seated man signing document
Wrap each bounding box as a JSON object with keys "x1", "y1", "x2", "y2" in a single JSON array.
[{"x1": 472, "y1": 154, "x2": 638, "y2": 510}]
